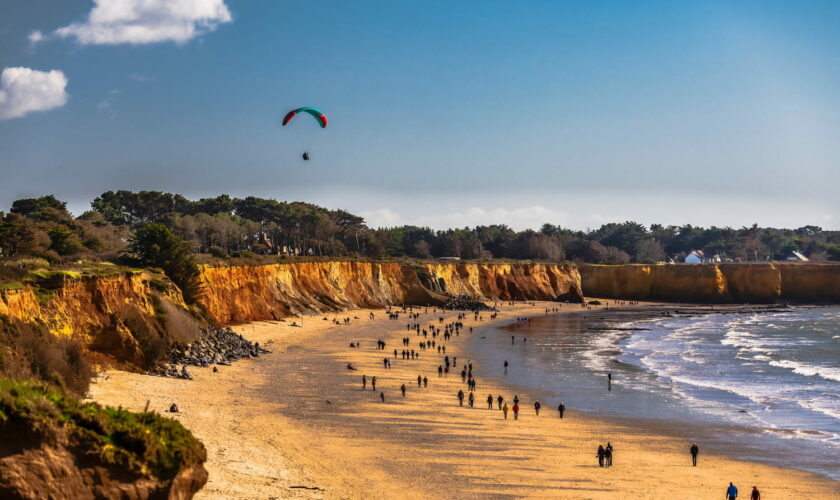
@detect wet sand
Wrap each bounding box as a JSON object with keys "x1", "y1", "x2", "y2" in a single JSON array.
[{"x1": 90, "y1": 302, "x2": 840, "y2": 499}]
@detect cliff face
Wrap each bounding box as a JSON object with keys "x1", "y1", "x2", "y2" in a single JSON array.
[
  {"x1": 0, "y1": 272, "x2": 192, "y2": 367},
  {"x1": 419, "y1": 263, "x2": 583, "y2": 303},
  {"x1": 580, "y1": 263, "x2": 840, "y2": 303},
  {"x1": 198, "y1": 262, "x2": 584, "y2": 325}
]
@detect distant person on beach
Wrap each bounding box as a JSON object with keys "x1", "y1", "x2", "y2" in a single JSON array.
[
  {"x1": 372, "y1": 376, "x2": 376, "y2": 391},
  {"x1": 502, "y1": 403, "x2": 509, "y2": 419},
  {"x1": 438, "y1": 365, "x2": 443, "y2": 377},
  {"x1": 608, "y1": 371, "x2": 612, "y2": 391},
  {"x1": 417, "y1": 375, "x2": 422, "y2": 387},
  {"x1": 513, "y1": 395, "x2": 520, "y2": 406},
  {"x1": 513, "y1": 403, "x2": 520, "y2": 420},
  {"x1": 497, "y1": 395, "x2": 504, "y2": 409},
  {"x1": 558, "y1": 402, "x2": 565, "y2": 418},
  {"x1": 597, "y1": 445, "x2": 605, "y2": 467},
  {"x1": 534, "y1": 400, "x2": 541, "y2": 415},
  {"x1": 726, "y1": 482, "x2": 738, "y2": 500},
  {"x1": 468, "y1": 392, "x2": 474, "y2": 407},
  {"x1": 750, "y1": 486, "x2": 760, "y2": 500},
  {"x1": 458, "y1": 390, "x2": 465, "y2": 406},
  {"x1": 605, "y1": 442, "x2": 613, "y2": 466},
  {"x1": 487, "y1": 394, "x2": 493, "y2": 409},
  {"x1": 362, "y1": 375, "x2": 367, "y2": 390},
  {"x1": 401, "y1": 384, "x2": 406, "y2": 397},
  {"x1": 423, "y1": 376, "x2": 428, "y2": 388},
  {"x1": 690, "y1": 443, "x2": 699, "y2": 466},
  {"x1": 504, "y1": 360, "x2": 508, "y2": 374},
  {"x1": 380, "y1": 392, "x2": 385, "y2": 402}
]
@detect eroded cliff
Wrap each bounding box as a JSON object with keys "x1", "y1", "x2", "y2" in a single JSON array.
[
  {"x1": 198, "y1": 261, "x2": 584, "y2": 325},
  {"x1": 0, "y1": 271, "x2": 196, "y2": 369},
  {"x1": 580, "y1": 263, "x2": 840, "y2": 303}
]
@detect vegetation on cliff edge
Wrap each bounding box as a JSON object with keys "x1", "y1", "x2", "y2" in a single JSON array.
[{"x1": 0, "y1": 378, "x2": 206, "y2": 481}]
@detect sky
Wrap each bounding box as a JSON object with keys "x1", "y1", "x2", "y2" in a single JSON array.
[{"x1": 1, "y1": 0, "x2": 839, "y2": 231}]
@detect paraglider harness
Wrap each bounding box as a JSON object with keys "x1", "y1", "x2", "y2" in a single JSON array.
[{"x1": 302, "y1": 151, "x2": 310, "y2": 161}]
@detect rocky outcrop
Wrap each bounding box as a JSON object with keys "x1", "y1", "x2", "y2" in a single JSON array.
[
  {"x1": 198, "y1": 261, "x2": 584, "y2": 325},
  {"x1": 580, "y1": 263, "x2": 840, "y2": 303}
]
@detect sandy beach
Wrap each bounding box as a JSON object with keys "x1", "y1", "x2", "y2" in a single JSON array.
[{"x1": 90, "y1": 302, "x2": 840, "y2": 499}]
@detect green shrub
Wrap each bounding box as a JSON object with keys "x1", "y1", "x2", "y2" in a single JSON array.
[{"x1": 0, "y1": 379, "x2": 205, "y2": 480}]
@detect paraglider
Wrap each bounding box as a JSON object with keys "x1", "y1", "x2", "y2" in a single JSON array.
[
  {"x1": 282, "y1": 107, "x2": 327, "y2": 161},
  {"x1": 282, "y1": 107, "x2": 327, "y2": 128}
]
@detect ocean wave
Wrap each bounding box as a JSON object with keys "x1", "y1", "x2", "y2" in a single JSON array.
[{"x1": 769, "y1": 359, "x2": 840, "y2": 383}]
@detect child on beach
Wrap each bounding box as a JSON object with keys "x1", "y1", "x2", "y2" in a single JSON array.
[{"x1": 502, "y1": 403, "x2": 509, "y2": 419}]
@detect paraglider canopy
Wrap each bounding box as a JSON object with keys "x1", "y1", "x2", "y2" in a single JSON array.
[{"x1": 282, "y1": 107, "x2": 327, "y2": 128}]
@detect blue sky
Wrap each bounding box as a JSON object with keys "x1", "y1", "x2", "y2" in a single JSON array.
[{"x1": 1, "y1": 0, "x2": 839, "y2": 230}]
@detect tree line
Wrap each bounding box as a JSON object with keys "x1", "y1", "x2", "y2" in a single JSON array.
[{"x1": 2, "y1": 191, "x2": 839, "y2": 266}]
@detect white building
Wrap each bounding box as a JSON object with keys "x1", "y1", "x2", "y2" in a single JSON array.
[{"x1": 685, "y1": 250, "x2": 703, "y2": 263}]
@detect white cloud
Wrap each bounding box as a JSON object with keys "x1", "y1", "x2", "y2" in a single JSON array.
[
  {"x1": 361, "y1": 205, "x2": 572, "y2": 230},
  {"x1": 28, "y1": 30, "x2": 45, "y2": 44},
  {"x1": 54, "y1": 0, "x2": 232, "y2": 45},
  {"x1": 359, "y1": 208, "x2": 403, "y2": 227},
  {"x1": 0, "y1": 67, "x2": 69, "y2": 120}
]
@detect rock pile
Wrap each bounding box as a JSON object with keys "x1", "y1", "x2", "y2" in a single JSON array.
[
  {"x1": 443, "y1": 295, "x2": 492, "y2": 311},
  {"x1": 152, "y1": 326, "x2": 269, "y2": 379}
]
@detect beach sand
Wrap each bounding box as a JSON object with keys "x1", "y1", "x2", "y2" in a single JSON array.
[{"x1": 90, "y1": 302, "x2": 840, "y2": 499}]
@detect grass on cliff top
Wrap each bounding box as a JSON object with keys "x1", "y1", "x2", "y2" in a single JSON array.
[{"x1": 0, "y1": 379, "x2": 205, "y2": 481}]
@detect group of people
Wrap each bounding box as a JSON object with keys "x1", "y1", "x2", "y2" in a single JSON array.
[
  {"x1": 596, "y1": 443, "x2": 614, "y2": 467},
  {"x1": 347, "y1": 302, "x2": 766, "y2": 498}
]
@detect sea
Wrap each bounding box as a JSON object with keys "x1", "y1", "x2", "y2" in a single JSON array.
[{"x1": 470, "y1": 307, "x2": 840, "y2": 480}]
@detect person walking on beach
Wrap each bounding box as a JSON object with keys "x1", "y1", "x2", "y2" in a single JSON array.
[
  {"x1": 725, "y1": 482, "x2": 738, "y2": 500},
  {"x1": 458, "y1": 390, "x2": 465, "y2": 407},
  {"x1": 504, "y1": 360, "x2": 509, "y2": 374},
  {"x1": 534, "y1": 400, "x2": 541, "y2": 415},
  {"x1": 597, "y1": 445, "x2": 605, "y2": 467},
  {"x1": 417, "y1": 375, "x2": 422, "y2": 387},
  {"x1": 401, "y1": 384, "x2": 406, "y2": 397},
  {"x1": 605, "y1": 442, "x2": 613, "y2": 466},
  {"x1": 513, "y1": 403, "x2": 520, "y2": 420},
  {"x1": 423, "y1": 376, "x2": 428, "y2": 388},
  {"x1": 502, "y1": 403, "x2": 509, "y2": 419},
  {"x1": 487, "y1": 394, "x2": 494, "y2": 409},
  {"x1": 468, "y1": 392, "x2": 475, "y2": 407},
  {"x1": 607, "y1": 371, "x2": 612, "y2": 391},
  {"x1": 380, "y1": 391, "x2": 385, "y2": 402},
  {"x1": 438, "y1": 365, "x2": 443, "y2": 377},
  {"x1": 750, "y1": 486, "x2": 760, "y2": 500},
  {"x1": 372, "y1": 376, "x2": 377, "y2": 391},
  {"x1": 690, "y1": 443, "x2": 699, "y2": 466},
  {"x1": 362, "y1": 375, "x2": 367, "y2": 390},
  {"x1": 558, "y1": 401, "x2": 565, "y2": 418}
]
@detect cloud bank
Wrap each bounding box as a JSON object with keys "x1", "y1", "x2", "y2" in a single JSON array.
[
  {"x1": 53, "y1": 0, "x2": 232, "y2": 45},
  {"x1": 0, "y1": 67, "x2": 69, "y2": 120}
]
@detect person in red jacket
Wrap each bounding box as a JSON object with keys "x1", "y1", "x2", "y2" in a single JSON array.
[{"x1": 513, "y1": 403, "x2": 520, "y2": 420}]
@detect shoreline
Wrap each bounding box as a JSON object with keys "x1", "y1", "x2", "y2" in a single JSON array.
[
  {"x1": 90, "y1": 301, "x2": 840, "y2": 498},
  {"x1": 471, "y1": 304, "x2": 840, "y2": 483}
]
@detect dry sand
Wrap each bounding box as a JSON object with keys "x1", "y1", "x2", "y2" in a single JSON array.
[{"x1": 90, "y1": 302, "x2": 840, "y2": 499}]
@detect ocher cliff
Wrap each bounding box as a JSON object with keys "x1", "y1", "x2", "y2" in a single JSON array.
[
  {"x1": 580, "y1": 263, "x2": 840, "y2": 303},
  {"x1": 0, "y1": 272, "x2": 194, "y2": 368},
  {"x1": 198, "y1": 261, "x2": 584, "y2": 325}
]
